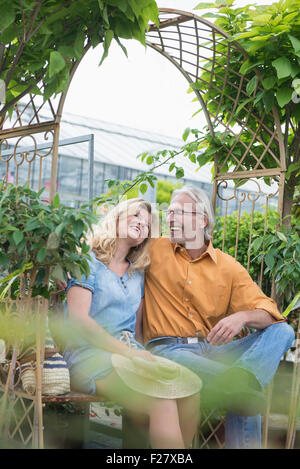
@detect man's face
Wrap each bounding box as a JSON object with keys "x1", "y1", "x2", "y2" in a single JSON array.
[{"x1": 166, "y1": 193, "x2": 207, "y2": 249}]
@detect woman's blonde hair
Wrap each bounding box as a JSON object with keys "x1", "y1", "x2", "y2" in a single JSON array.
[{"x1": 91, "y1": 198, "x2": 157, "y2": 273}]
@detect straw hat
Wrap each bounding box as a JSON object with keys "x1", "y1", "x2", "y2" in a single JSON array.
[{"x1": 111, "y1": 354, "x2": 202, "y2": 399}]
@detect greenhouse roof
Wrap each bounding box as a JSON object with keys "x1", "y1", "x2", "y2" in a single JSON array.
[
  {"x1": 17, "y1": 104, "x2": 278, "y2": 195},
  {"x1": 58, "y1": 110, "x2": 214, "y2": 184},
  {"x1": 57, "y1": 112, "x2": 278, "y2": 195}
]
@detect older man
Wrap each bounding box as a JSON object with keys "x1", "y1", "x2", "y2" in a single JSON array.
[{"x1": 142, "y1": 184, "x2": 294, "y2": 449}]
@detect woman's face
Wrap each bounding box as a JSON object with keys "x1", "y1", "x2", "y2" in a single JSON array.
[{"x1": 117, "y1": 207, "x2": 151, "y2": 246}]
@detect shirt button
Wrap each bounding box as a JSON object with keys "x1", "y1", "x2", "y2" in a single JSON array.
[
  {"x1": 185, "y1": 298, "x2": 189, "y2": 302},
  {"x1": 189, "y1": 313, "x2": 194, "y2": 319},
  {"x1": 187, "y1": 281, "x2": 192, "y2": 285}
]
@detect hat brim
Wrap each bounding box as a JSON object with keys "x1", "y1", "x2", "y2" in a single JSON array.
[{"x1": 111, "y1": 354, "x2": 202, "y2": 399}]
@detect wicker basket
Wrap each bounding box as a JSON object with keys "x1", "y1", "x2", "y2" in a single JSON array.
[{"x1": 21, "y1": 353, "x2": 70, "y2": 396}]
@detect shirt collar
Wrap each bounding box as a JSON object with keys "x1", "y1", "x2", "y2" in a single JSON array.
[{"x1": 173, "y1": 240, "x2": 217, "y2": 263}]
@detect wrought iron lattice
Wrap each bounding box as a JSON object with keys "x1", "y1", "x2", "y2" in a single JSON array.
[
  {"x1": 195, "y1": 410, "x2": 225, "y2": 449},
  {"x1": 0, "y1": 8, "x2": 295, "y2": 449}
]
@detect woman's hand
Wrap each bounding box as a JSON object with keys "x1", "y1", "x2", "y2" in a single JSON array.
[{"x1": 126, "y1": 349, "x2": 157, "y2": 362}]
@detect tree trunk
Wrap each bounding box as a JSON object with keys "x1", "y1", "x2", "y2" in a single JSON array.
[{"x1": 282, "y1": 182, "x2": 295, "y2": 228}]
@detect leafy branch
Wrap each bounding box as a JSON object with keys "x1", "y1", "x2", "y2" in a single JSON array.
[{"x1": 0, "y1": 181, "x2": 98, "y2": 299}]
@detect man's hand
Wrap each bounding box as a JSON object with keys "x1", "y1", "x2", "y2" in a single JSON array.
[{"x1": 207, "y1": 312, "x2": 247, "y2": 346}]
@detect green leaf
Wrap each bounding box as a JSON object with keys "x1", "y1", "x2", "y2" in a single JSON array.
[
  {"x1": 289, "y1": 34, "x2": 300, "y2": 55},
  {"x1": 250, "y1": 34, "x2": 272, "y2": 42},
  {"x1": 99, "y1": 30, "x2": 114, "y2": 66},
  {"x1": 139, "y1": 183, "x2": 148, "y2": 194},
  {"x1": 17, "y1": 239, "x2": 26, "y2": 254},
  {"x1": 265, "y1": 251, "x2": 275, "y2": 270},
  {"x1": 0, "y1": 4, "x2": 15, "y2": 30},
  {"x1": 252, "y1": 237, "x2": 264, "y2": 252},
  {"x1": 73, "y1": 219, "x2": 84, "y2": 238},
  {"x1": 52, "y1": 193, "x2": 60, "y2": 208},
  {"x1": 262, "y1": 76, "x2": 277, "y2": 90},
  {"x1": 49, "y1": 51, "x2": 66, "y2": 79},
  {"x1": 169, "y1": 162, "x2": 175, "y2": 172},
  {"x1": 263, "y1": 91, "x2": 275, "y2": 113},
  {"x1": 276, "y1": 87, "x2": 293, "y2": 107},
  {"x1": 47, "y1": 232, "x2": 60, "y2": 250},
  {"x1": 37, "y1": 247, "x2": 47, "y2": 263},
  {"x1": 283, "y1": 12, "x2": 298, "y2": 23},
  {"x1": 51, "y1": 264, "x2": 65, "y2": 283},
  {"x1": 246, "y1": 75, "x2": 258, "y2": 96},
  {"x1": 234, "y1": 31, "x2": 256, "y2": 40},
  {"x1": 239, "y1": 59, "x2": 264, "y2": 75},
  {"x1": 283, "y1": 291, "x2": 300, "y2": 317},
  {"x1": 58, "y1": 45, "x2": 75, "y2": 60},
  {"x1": 286, "y1": 162, "x2": 300, "y2": 179},
  {"x1": 71, "y1": 264, "x2": 82, "y2": 283},
  {"x1": 175, "y1": 167, "x2": 184, "y2": 179},
  {"x1": 4, "y1": 225, "x2": 18, "y2": 231},
  {"x1": 235, "y1": 97, "x2": 253, "y2": 116},
  {"x1": 189, "y1": 153, "x2": 197, "y2": 163},
  {"x1": 141, "y1": 3, "x2": 159, "y2": 27},
  {"x1": 55, "y1": 223, "x2": 64, "y2": 236},
  {"x1": 182, "y1": 127, "x2": 190, "y2": 142},
  {"x1": 74, "y1": 31, "x2": 85, "y2": 61},
  {"x1": 276, "y1": 231, "x2": 288, "y2": 243},
  {"x1": 114, "y1": 36, "x2": 128, "y2": 58},
  {"x1": 13, "y1": 230, "x2": 24, "y2": 246},
  {"x1": 0, "y1": 253, "x2": 9, "y2": 267},
  {"x1": 272, "y1": 57, "x2": 293, "y2": 80},
  {"x1": 146, "y1": 156, "x2": 154, "y2": 165},
  {"x1": 253, "y1": 90, "x2": 265, "y2": 106},
  {"x1": 25, "y1": 219, "x2": 41, "y2": 231},
  {"x1": 253, "y1": 14, "x2": 272, "y2": 25},
  {"x1": 194, "y1": 2, "x2": 217, "y2": 9}
]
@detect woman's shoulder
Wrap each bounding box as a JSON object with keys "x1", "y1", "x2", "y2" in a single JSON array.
[{"x1": 88, "y1": 250, "x2": 106, "y2": 268}]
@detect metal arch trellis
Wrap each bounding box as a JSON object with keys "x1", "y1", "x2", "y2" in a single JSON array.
[
  {"x1": 145, "y1": 9, "x2": 286, "y2": 209},
  {"x1": 0, "y1": 8, "x2": 296, "y2": 449}
]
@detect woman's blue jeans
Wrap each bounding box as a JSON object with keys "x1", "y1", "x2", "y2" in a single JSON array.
[{"x1": 146, "y1": 322, "x2": 295, "y2": 449}]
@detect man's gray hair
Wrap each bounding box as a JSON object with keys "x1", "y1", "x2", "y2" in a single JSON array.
[{"x1": 171, "y1": 184, "x2": 215, "y2": 241}]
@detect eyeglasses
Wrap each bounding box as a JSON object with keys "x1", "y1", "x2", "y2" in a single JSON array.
[{"x1": 164, "y1": 209, "x2": 203, "y2": 217}]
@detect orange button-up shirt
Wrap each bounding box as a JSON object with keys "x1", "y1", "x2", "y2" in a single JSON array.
[{"x1": 143, "y1": 237, "x2": 283, "y2": 343}]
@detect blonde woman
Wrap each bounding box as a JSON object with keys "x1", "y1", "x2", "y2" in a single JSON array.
[{"x1": 63, "y1": 198, "x2": 201, "y2": 449}]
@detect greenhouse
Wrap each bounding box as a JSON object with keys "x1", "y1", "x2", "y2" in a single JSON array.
[{"x1": 1, "y1": 108, "x2": 278, "y2": 215}]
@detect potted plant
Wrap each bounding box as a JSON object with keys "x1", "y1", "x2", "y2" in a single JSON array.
[{"x1": 0, "y1": 181, "x2": 97, "y2": 442}]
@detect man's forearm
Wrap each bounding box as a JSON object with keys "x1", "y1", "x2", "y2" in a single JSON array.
[
  {"x1": 239, "y1": 309, "x2": 277, "y2": 330},
  {"x1": 207, "y1": 309, "x2": 277, "y2": 345}
]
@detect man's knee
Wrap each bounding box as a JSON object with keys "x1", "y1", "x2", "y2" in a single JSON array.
[{"x1": 267, "y1": 321, "x2": 295, "y2": 348}]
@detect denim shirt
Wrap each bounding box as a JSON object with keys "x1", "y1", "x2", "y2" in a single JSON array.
[{"x1": 65, "y1": 251, "x2": 144, "y2": 346}]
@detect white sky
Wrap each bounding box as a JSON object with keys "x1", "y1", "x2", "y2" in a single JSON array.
[{"x1": 63, "y1": 0, "x2": 274, "y2": 139}]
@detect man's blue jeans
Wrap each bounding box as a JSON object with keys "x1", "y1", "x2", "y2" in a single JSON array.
[{"x1": 146, "y1": 322, "x2": 295, "y2": 449}]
